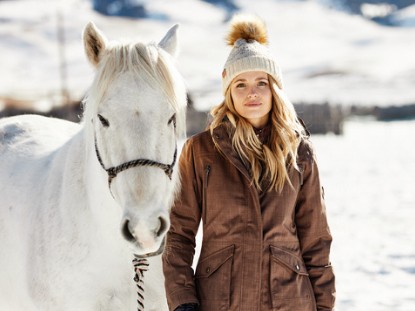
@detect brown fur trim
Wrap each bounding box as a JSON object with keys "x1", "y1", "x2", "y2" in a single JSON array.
[{"x1": 226, "y1": 14, "x2": 268, "y2": 46}]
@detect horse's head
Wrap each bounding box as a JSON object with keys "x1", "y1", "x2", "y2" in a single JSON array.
[{"x1": 82, "y1": 22, "x2": 187, "y2": 256}]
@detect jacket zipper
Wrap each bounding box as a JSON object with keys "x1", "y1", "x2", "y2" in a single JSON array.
[
  {"x1": 205, "y1": 164, "x2": 211, "y2": 186},
  {"x1": 202, "y1": 164, "x2": 211, "y2": 224}
]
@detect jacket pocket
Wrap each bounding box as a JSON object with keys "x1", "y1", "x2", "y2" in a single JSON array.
[
  {"x1": 269, "y1": 245, "x2": 316, "y2": 310},
  {"x1": 195, "y1": 244, "x2": 234, "y2": 307}
]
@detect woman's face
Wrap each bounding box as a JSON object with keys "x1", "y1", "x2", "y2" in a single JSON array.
[{"x1": 230, "y1": 71, "x2": 272, "y2": 128}]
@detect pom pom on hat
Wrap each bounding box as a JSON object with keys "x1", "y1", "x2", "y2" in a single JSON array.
[
  {"x1": 222, "y1": 14, "x2": 283, "y2": 94},
  {"x1": 226, "y1": 14, "x2": 268, "y2": 46}
]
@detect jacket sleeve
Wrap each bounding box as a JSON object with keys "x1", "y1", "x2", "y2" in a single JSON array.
[
  {"x1": 295, "y1": 139, "x2": 336, "y2": 310},
  {"x1": 162, "y1": 139, "x2": 201, "y2": 311}
]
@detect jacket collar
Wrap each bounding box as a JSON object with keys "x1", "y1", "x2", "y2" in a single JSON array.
[
  {"x1": 253, "y1": 123, "x2": 271, "y2": 145},
  {"x1": 211, "y1": 122, "x2": 252, "y2": 182}
]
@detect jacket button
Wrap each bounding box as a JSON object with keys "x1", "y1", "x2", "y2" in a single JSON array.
[{"x1": 206, "y1": 267, "x2": 211, "y2": 273}]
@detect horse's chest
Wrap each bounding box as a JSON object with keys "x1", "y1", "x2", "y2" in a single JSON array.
[
  {"x1": 30, "y1": 264, "x2": 136, "y2": 310},
  {"x1": 95, "y1": 289, "x2": 136, "y2": 311}
]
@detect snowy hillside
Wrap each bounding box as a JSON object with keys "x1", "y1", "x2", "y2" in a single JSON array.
[
  {"x1": 1, "y1": 0, "x2": 415, "y2": 112},
  {"x1": 391, "y1": 3, "x2": 415, "y2": 26}
]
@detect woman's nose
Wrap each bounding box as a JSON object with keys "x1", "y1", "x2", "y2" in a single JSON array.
[{"x1": 248, "y1": 87, "x2": 258, "y2": 98}]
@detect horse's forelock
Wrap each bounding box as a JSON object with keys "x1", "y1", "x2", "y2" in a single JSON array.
[{"x1": 131, "y1": 43, "x2": 187, "y2": 136}]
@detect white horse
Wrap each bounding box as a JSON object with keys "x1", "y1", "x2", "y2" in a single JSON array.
[{"x1": 0, "y1": 22, "x2": 187, "y2": 311}]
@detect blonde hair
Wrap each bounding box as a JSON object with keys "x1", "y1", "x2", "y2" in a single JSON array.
[{"x1": 210, "y1": 75, "x2": 306, "y2": 192}]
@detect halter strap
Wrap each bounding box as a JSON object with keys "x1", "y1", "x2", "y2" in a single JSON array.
[{"x1": 94, "y1": 138, "x2": 177, "y2": 186}]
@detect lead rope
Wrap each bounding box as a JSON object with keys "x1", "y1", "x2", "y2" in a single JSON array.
[{"x1": 133, "y1": 257, "x2": 149, "y2": 311}]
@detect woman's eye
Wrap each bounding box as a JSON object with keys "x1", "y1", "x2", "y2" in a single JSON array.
[
  {"x1": 97, "y1": 114, "x2": 110, "y2": 127},
  {"x1": 168, "y1": 114, "x2": 176, "y2": 128},
  {"x1": 235, "y1": 83, "x2": 245, "y2": 88},
  {"x1": 258, "y1": 81, "x2": 268, "y2": 87}
]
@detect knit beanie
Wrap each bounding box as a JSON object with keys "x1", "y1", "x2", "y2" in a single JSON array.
[{"x1": 221, "y1": 15, "x2": 283, "y2": 94}]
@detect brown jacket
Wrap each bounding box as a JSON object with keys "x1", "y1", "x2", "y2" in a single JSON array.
[{"x1": 162, "y1": 123, "x2": 335, "y2": 311}]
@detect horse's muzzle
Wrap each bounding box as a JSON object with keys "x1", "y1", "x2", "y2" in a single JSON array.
[{"x1": 121, "y1": 216, "x2": 169, "y2": 254}]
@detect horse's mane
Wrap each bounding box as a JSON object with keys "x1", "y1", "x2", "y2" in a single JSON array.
[{"x1": 82, "y1": 40, "x2": 187, "y2": 147}]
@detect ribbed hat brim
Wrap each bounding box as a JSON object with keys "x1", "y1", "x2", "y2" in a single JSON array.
[{"x1": 222, "y1": 56, "x2": 283, "y2": 94}]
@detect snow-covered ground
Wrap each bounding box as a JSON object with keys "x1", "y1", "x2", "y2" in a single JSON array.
[
  {"x1": 312, "y1": 118, "x2": 415, "y2": 310},
  {"x1": 1, "y1": 0, "x2": 415, "y2": 112},
  {"x1": 1, "y1": 0, "x2": 415, "y2": 310}
]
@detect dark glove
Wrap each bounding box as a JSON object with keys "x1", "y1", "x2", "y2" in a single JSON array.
[{"x1": 174, "y1": 303, "x2": 199, "y2": 311}]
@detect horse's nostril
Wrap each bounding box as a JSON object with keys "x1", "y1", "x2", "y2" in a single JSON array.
[
  {"x1": 121, "y1": 220, "x2": 135, "y2": 242},
  {"x1": 156, "y1": 216, "x2": 168, "y2": 237}
]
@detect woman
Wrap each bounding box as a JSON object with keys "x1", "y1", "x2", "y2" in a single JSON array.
[{"x1": 162, "y1": 15, "x2": 336, "y2": 311}]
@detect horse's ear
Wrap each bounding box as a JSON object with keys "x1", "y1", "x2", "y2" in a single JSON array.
[
  {"x1": 83, "y1": 22, "x2": 107, "y2": 67},
  {"x1": 158, "y1": 24, "x2": 179, "y2": 57}
]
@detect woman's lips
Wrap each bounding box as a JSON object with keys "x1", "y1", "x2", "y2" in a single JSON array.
[{"x1": 245, "y1": 101, "x2": 261, "y2": 107}]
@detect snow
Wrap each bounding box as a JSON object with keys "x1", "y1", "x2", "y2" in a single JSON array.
[
  {"x1": 1, "y1": 0, "x2": 415, "y2": 310},
  {"x1": 1, "y1": 0, "x2": 415, "y2": 111},
  {"x1": 391, "y1": 4, "x2": 415, "y2": 27},
  {"x1": 311, "y1": 118, "x2": 415, "y2": 310},
  {"x1": 360, "y1": 3, "x2": 397, "y2": 19}
]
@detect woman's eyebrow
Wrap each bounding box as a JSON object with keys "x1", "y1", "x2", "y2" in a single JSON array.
[
  {"x1": 233, "y1": 77, "x2": 267, "y2": 83},
  {"x1": 233, "y1": 78, "x2": 246, "y2": 83}
]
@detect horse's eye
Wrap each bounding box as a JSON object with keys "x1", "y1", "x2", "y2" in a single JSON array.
[
  {"x1": 97, "y1": 114, "x2": 110, "y2": 127},
  {"x1": 168, "y1": 114, "x2": 176, "y2": 128}
]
